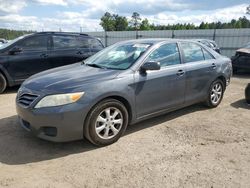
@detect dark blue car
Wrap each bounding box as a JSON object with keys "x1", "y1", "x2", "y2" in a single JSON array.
[{"x1": 0, "y1": 32, "x2": 104, "y2": 93}]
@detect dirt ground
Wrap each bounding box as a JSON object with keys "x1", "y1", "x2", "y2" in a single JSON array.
[{"x1": 0, "y1": 73, "x2": 249, "y2": 188}]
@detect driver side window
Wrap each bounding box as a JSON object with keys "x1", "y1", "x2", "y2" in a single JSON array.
[
  {"x1": 18, "y1": 35, "x2": 48, "y2": 51},
  {"x1": 146, "y1": 43, "x2": 181, "y2": 67}
]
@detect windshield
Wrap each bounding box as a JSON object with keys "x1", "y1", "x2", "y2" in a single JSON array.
[
  {"x1": 0, "y1": 35, "x2": 29, "y2": 50},
  {"x1": 84, "y1": 42, "x2": 152, "y2": 70}
]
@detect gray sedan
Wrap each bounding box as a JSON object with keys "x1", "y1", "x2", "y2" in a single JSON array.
[{"x1": 16, "y1": 39, "x2": 232, "y2": 146}]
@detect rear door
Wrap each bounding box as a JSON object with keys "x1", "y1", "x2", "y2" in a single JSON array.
[
  {"x1": 134, "y1": 42, "x2": 186, "y2": 117},
  {"x1": 49, "y1": 35, "x2": 91, "y2": 69},
  {"x1": 74, "y1": 36, "x2": 93, "y2": 61},
  {"x1": 179, "y1": 42, "x2": 217, "y2": 103},
  {"x1": 7, "y1": 35, "x2": 49, "y2": 80}
]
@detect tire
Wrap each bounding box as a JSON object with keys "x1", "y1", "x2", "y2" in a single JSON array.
[
  {"x1": 205, "y1": 79, "x2": 225, "y2": 108},
  {"x1": 246, "y1": 99, "x2": 250, "y2": 105},
  {"x1": 84, "y1": 99, "x2": 129, "y2": 146},
  {"x1": 0, "y1": 73, "x2": 7, "y2": 94},
  {"x1": 246, "y1": 85, "x2": 250, "y2": 104}
]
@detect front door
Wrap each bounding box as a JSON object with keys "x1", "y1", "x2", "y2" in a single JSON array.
[
  {"x1": 134, "y1": 43, "x2": 186, "y2": 118},
  {"x1": 7, "y1": 35, "x2": 49, "y2": 81}
]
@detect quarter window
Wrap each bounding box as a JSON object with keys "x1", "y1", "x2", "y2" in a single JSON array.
[
  {"x1": 202, "y1": 49, "x2": 214, "y2": 60},
  {"x1": 181, "y1": 42, "x2": 205, "y2": 63},
  {"x1": 146, "y1": 43, "x2": 181, "y2": 67},
  {"x1": 90, "y1": 39, "x2": 103, "y2": 50}
]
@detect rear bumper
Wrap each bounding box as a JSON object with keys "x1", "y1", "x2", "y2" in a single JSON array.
[{"x1": 16, "y1": 102, "x2": 90, "y2": 142}]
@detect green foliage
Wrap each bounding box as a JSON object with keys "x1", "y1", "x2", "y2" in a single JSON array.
[
  {"x1": 113, "y1": 14, "x2": 128, "y2": 31},
  {"x1": 0, "y1": 28, "x2": 33, "y2": 40},
  {"x1": 100, "y1": 12, "x2": 128, "y2": 31},
  {"x1": 247, "y1": 5, "x2": 250, "y2": 14},
  {"x1": 140, "y1": 18, "x2": 151, "y2": 30},
  {"x1": 100, "y1": 10, "x2": 250, "y2": 31},
  {"x1": 129, "y1": 12, "x2": 141, "y2": 30}
]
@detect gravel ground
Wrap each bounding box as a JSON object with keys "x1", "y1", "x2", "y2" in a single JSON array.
[{"x1": 0, "y1": 73, "x2": 249, "y2": 188}]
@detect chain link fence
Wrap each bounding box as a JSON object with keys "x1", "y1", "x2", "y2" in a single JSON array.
[{"x1": 86, "y1": 28, "x2": 250, "y2": 57}]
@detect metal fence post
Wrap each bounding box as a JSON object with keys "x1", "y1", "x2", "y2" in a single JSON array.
[
  {"x1": 136, "y1": 30, "x2": 138, "y2": 39},
  {"x1": 172, "y1": 30, "x2": 175, "y2": 38},
  {"x1": 213, "y1": 29, "x2": 216, "y2": 41},
  {"x1": 105, "y1": 31, "x2": 108, "y2": 47}
]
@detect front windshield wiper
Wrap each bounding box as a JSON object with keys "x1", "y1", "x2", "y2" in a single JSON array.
[{"x1": 85, "y1": 63, "x2": 104, "y2": 69}]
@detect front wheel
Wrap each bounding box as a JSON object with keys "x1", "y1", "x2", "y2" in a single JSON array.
[
  {"x1": 205, "y1": 79, "x2": 224, "y2": 108},
  {"x1": 84, "y1": 99, "x2": 129, "y2": 146}
]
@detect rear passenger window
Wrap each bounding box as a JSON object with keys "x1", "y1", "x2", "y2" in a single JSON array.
[
  {"x1": 202, "y1": 49, "x2": 214, "y2": 60},
  {"x1": 181, "y1": 42, "x2": 204, "y2": 63},
  {"x1": 146, "y1": 43, "x2": 181, "y2": 67},
  {"x1": 53, "y1": 35, "x2": 79, "y2": 49},
  {"x1": 76, "y1": 37, "x2": 90, "y2": 48}
]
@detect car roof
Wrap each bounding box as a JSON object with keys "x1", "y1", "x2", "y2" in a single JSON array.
[
  {"x1": 33, "y1": 32, "x2": 90, "y2": 37},
  {"x1": 115, "y1": 38, "x2": 203, "y2": 45},
  {"x1": 193, "y1": 38, "x2": 215, "y2": 42}
]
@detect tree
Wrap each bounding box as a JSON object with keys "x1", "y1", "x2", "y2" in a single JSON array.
[
  {"x1": 140, "y1": 18, "x2": 151, "y2": 30},
  {"x1": 247, "y1": 5, "x2": 250, "y2": 14},
  {"x1": 100, "y1": 12, "x2": 128, "y2": 31},
  {"x1": 113, "y1": 15, "x2": 128, "y2": 31},
  {"x1": 130, "y1": 12, "x2": 141, "y2": 30},
  {"x1": 100, "y1": 12, "x2": 116, "y2": 31},
  {"x1": 0, "y1": 28, "x2": 32, "y2": 40}
]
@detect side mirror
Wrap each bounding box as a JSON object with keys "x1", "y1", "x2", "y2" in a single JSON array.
[
  {"x1": 9, "y1": 47, "x2": 22, "y2": 55},
  {"x1": 141, "y1": 61, "x2": 161, "y2": 72}
]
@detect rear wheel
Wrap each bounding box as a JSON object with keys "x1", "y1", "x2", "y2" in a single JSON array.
[
  {"x1": 205, "y1": 79, "x2": 224, "y2": 108},
  {"x1": 84, "y1": 99, "x2": 129, "y2": 146},
  {"x1": 0, "y1": 73, "x2": 7, "y2": 94}
]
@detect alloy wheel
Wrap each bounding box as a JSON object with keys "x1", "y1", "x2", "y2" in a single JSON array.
[
  {"x1": 210, "y1": 83, "x2": 222, "y2": 105},
  {"x1": 95, "y1": 107, "x2": 123, "y2": 139}
]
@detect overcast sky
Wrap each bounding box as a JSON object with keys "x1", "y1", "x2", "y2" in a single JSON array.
[{"x1": 0, "y1": 0, "x2": 249, "y2": 32}]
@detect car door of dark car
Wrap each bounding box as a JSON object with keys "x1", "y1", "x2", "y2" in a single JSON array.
[
  {"x1": 179, "y1": 42, "x2": 217, "y2": 103},
  {"x1": 7, "y1": 35, "x2": 49, "y2": 81},
  {"x1": 134, "y1": 43, "x2": 186, "y2": 118},
  {"x1": 74, "y1": 36, "x2": 94, "y2": 61},
  {"x1": 49, "y1": 35, "x2": 91, "y2": 68}
]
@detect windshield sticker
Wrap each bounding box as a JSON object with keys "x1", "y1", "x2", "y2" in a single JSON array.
[{"x1": 133, "y1": 44, "x2": 150, "y2": 48}]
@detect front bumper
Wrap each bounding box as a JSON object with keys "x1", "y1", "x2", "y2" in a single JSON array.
[{"x1": 16, "y1": 101, "x2": 90, "y2": 142}]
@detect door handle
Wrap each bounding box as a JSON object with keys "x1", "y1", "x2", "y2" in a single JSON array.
[
  {"x1": 176, "y1": 70, "x2": 185, "y2": 76},
  {"x1": 211, "y1": 63, "x2": 216, "y2": 69},
  {"x1": 40, "y1": 53, "x2": 48, "y2": 58}
]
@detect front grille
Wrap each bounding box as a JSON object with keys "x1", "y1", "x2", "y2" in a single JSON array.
[{"x1": 18, "y1": 93, "x2": 39, "y2": 107}]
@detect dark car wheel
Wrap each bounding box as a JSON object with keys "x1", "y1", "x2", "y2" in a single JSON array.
[
  {"x1": 84, "y1": 99, "x2": 129, "y2": 146},
  {"x1": 0, "y1": 73, "x2": 7, "y2": 94},
  {"x1": 245, "y1": 84, "x2": 250, "y2": 104},
  {"x1": 205, "y1": 79, "x2": 224, "y2": 108}
]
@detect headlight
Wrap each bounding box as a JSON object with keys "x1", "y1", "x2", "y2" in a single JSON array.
[{"x1": 35, "y1": 92, "x2": 84, "y2": 108}]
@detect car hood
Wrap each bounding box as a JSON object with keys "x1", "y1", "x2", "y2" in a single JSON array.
[
  {"x1": 23, "y1": 63, "x2": 122, "y2": 93},
  {"x1": 236, "y1": 48, "x2": 250, "y2": 54}
]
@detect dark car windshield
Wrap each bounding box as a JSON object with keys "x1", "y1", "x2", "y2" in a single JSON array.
[{"x1": 84, "y1": 42, "x2": 152, "y2": 70}]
